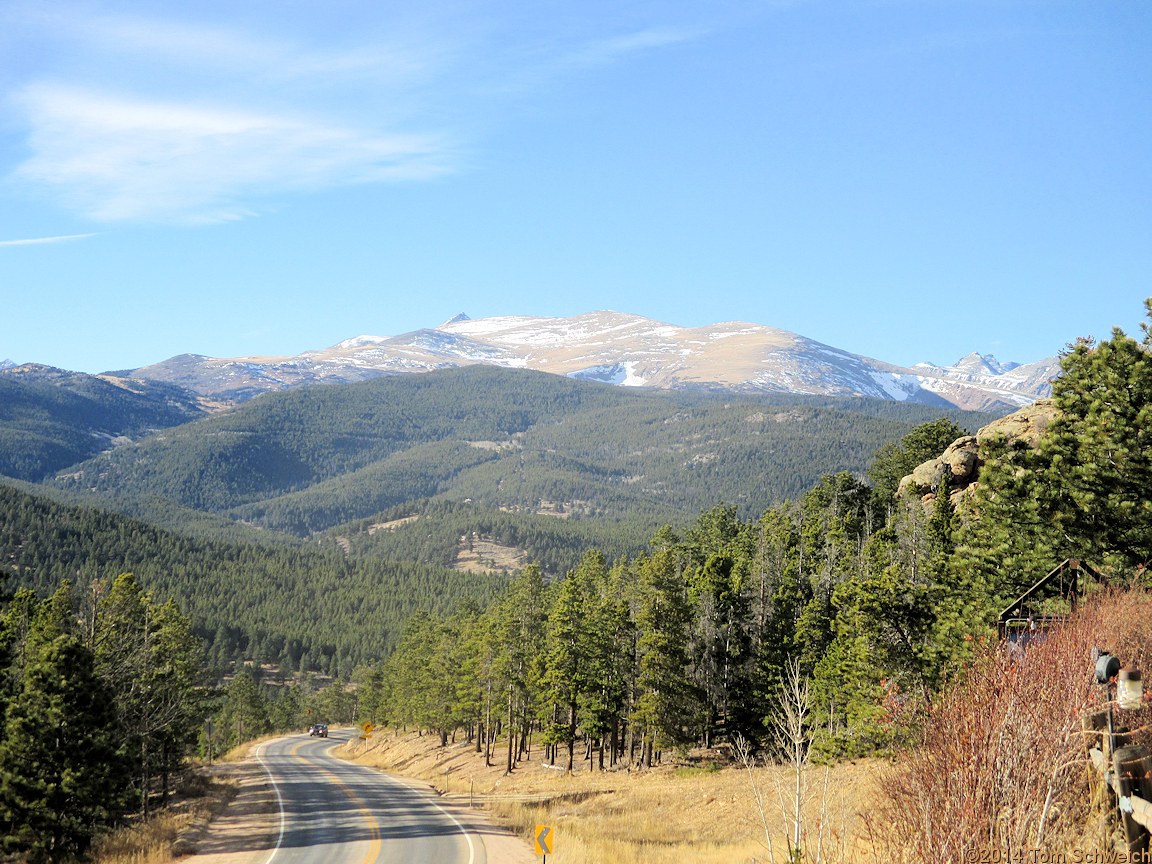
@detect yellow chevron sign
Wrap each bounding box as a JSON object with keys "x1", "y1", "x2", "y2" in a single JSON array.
[{"x1": 534, "y1": 824, "x2": 553, "y2": 855}]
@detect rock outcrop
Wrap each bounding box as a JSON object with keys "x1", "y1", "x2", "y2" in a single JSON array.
[
  {"x1": 898, "y1": 399, "x2": 1059, "y2": 510},
  {"x1": 975, "y1": 399, "x2": 1056, "y2": 448}
]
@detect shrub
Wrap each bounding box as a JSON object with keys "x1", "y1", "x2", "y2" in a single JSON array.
[{"x1": 870, "y1": 587, "x2": 1152, "y2": 860}]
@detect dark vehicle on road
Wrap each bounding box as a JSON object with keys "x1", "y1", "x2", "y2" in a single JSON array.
[{"x1": 308, "y1": 723, "x2": 329, "y2": 737}]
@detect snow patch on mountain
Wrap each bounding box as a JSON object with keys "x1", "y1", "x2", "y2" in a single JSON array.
[
  {"x1": 868, "y1": 371, "x2": 915, "y2": 401},
  {"x1": 568, "y1": 362, "x2": 647, "y2": 387},
  {"x1": 126, "y1": 311, "x2": 1059, "y2": 412},
  {"x1": 336, "y1": 335, "x2": 390, "y2": 350}
]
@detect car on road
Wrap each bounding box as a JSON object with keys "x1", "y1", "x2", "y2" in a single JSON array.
[{"x1": 308, "y1": 723, "x2": 329, "y2": 737}]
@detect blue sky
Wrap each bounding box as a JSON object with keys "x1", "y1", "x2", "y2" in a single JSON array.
[{"x1": 1, "y1": 0, "x2": 1149, "y2": 374}]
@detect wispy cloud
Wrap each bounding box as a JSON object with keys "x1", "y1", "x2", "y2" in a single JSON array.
[
  {"x1": 568, "y1": 26, "x2": 708, "y2": 67},
  {"x1": 13, "y1": 85, "x2": 451, "y2": 224},
  {"x1": 0, "y1": 232, "x2": 97, "y2": 247},
  {"x1": 3, "y1": 2, "x2": 709, "y2": 225},
  {"x1": 2, "y1": 3, "x2": 461, "y2": 224}
]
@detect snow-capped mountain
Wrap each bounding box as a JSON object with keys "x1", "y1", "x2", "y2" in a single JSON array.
[{"x1": 128, "y1": 311, "x2": 1059, "y2": 412}]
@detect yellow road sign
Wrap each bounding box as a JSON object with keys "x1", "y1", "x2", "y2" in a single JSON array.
[
  {"x1": 534, "y1": 824, "x2": 553, "y2": 855},
  {"x1": 362, "y1": 722, "x2": 375, "y2": 735}
]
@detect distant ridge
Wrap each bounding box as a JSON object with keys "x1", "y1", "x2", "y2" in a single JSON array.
[
  {"x1": 128, "y1": 311, "x2": 1060, "y2": 413},
  {"x1": 0, "y1": 363, "x2": 208, "y2": 480}
]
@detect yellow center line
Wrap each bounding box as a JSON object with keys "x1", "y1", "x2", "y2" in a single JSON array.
[{"x1": 293, "y1": 739, "x2": 382, "y2": 864}]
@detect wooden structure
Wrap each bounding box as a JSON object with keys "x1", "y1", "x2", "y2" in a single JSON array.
[
  {"x1": 997, "y1": 558, "x2": 1105, "y2": 638},
  {"x1": 1090, "y1": 742, "x2": 1152, "y2": 854}
]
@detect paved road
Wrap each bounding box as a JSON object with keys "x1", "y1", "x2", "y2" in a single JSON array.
[{"x1": 249, "y1": 729, "x2": 489, "y2": 864}]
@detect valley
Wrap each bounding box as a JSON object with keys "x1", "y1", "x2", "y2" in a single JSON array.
[
  {"x1": 0, "y1": 363, "x2": 997, "y2": 674},
  {"x1": 4, "y1": 305, "x2": 1151, "y2": 863}
]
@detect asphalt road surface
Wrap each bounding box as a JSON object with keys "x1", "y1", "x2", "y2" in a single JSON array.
[{"x1": 250, "y1": 729, "x2": 489, "y2": 864}]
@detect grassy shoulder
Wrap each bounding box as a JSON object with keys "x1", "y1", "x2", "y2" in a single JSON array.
[
  {"x1": 89, "y1": 735, "x2": 284, "y2": 864},
  {"x1": 337, "y1": 728, "x2": 882, "y2": 864},
  {"x1": 88, "y1": 769, "x2": 237, "y2": 864}
]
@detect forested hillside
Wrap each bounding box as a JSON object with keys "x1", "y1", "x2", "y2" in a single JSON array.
[
  {"x1": 0, "y1": 365, "x2": 205, "y2": 481},
  {"x1": 332, "y1": 498, "x2": 661, "y2": 576},
  {"x1": 359, "y1": 304, "x2": 1152, "y2": 773},
  {"x1": 45, "y1": 366, "x2": 994, "y2": 537},
  {"x1": 0, "y1": 484, "x2": 506, "y2": 673}
]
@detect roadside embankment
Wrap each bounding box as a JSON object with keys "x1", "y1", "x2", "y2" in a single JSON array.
[{"x1": 339, "y1": 729, "x2": 882, "y2": 864}]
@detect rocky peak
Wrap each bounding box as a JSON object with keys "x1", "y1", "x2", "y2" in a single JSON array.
[{"x1": 953, "y1": 352, "x2": 1019, "y2": 376}]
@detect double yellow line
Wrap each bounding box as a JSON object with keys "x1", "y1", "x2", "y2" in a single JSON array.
[{"x1": 290, "y1": 740, "x2": 383, "y2": 864}]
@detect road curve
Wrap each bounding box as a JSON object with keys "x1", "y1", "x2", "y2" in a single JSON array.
[{"x1": 250, "y1": 728, "x2": 488, "y2": 864}]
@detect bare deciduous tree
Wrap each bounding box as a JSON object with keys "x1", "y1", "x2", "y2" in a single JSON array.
[{"x1": 737, "y1": 656, "x2": 841, "y2": 864}]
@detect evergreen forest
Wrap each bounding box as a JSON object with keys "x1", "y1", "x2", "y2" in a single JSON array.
[
  {"x1": 1, "y1": 303, "x2": 1150, "y2": 859},
  {"x1": 37, "y1": 366, "x2": 991, "y2": 532},
  {"x1": 355, "y1": 304, "x2": 1152, "y2": 771}
]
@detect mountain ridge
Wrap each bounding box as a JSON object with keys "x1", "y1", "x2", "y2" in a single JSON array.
[
  {"x1": 126, "y1": 311, "x2": 1058, "y2": 412},
  {"x1": 43, "y1": 365, "x2": 998, "y2": 543},
  {"x1": 0, "y1": 362, "x2": 209, "y2": 481}
]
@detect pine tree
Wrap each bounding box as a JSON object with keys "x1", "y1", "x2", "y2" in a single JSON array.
[
  {"x1": 631, "y1": 548, "x2": 699, "y2": 765},
  {"x1": 493, "y1": 565, "x2": 546, "y2": 772},
  {"x1": 0, "y1": 633, "x2": 128, "y2": 862},
  {"x1": 93, "y1": 574, "x2": 205, "y2": 814},
  {"x1": 580, "y1": 559, "x2": 635, "y2": 769},
  {"x1": 748, "y1": 503, "x2": 807, "y2": 725},
  {"x1": 541, "y1": 556, "x2": 595, "y2": 770},
  {"x1": 1042, "y1": 319, "x2": 1152, "y2": 568},
  {"x1": 688, "y1": 552, "x2": 754, "y2": 746},
  {"x1": 220, "y1": 668, "x2": 269, "y2": 748}
]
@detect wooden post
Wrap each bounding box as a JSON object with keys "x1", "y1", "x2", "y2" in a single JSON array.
[
  {"x1": 1086, "y1": 709, "x2": 1111, "y2": 846},
  {"x1": 1113, "y1": 745, "x2": 1152, "y2": 855}
]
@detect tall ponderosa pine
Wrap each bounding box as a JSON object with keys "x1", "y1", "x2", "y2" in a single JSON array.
[
  {"x1": 631, "y1": 547, "x2": 699, "y2": 764},
  {"x1": 793, "y1": 473, "x2": 872, "y2": 677},
  {"x1": 682, "y1": 506, "x2": 756, "y2": 745},
  {"x1": 580, "y1": 559, "x2": 635, "y2": 769},
  {"x1": 0, "y1": 632, "x2": 127, "y2": 862},
  {"x1": 219, "y1": 667, "x2": 269, "y2": 748},
  {"x1": 93, "y1": 573, "x2": 205, "y2": 814},
  {"x1": 748, "y1": 503, "x2": 807, "y2": 722},
  {"x1": 493, "y1": 565, "x2": 546, "y2": 772},
  {"x1": 541, "y1": 552, "x2": 599, "y2": 770}
]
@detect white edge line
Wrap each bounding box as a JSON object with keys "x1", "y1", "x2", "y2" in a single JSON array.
[
  {"x1": 426, "y1": 792, "x2": 478, "y2": 864},
  {"x1": 372, "y1": 765, "x2": 479, "y2": 864},
  {"x1": 254, "y1": 741, "x2": 288, "y2": 864}
]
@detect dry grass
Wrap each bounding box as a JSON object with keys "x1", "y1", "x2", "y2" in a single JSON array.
[
  {"x1": 220, "y1": 732, "x2": 286, "y2": 762},
  {"x1": 91, "y1": 811, "x2": 196, "y2": 864},
  {"x1": 872, "y1": 587, "x2": 1152, "y2": 861},
  {"x1": 367, "y1": 514, "x2": 421, "y2": 533},
  {"x1": 453, "y1": 538, "x2": 529, "y2": 573},
  {"x1": 90, "y1": 770, "x2": 237, "y2": 864},
  {"x1": 340, "y1": 729, "x2": 882, "y2": 864}
]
